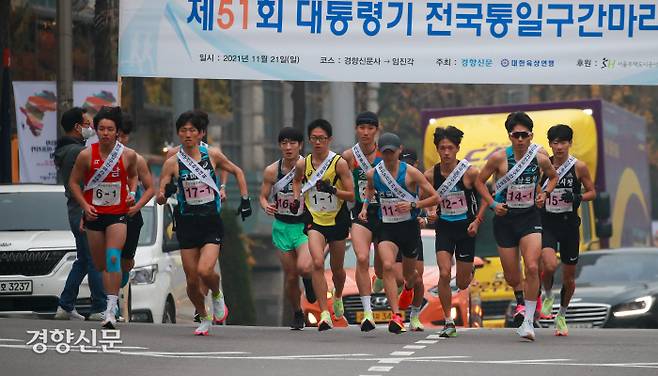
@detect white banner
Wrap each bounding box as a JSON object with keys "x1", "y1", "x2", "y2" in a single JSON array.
[
  {"x1": 13, "y1": 82, "x2": 118, "y2": 183},
  {"x1": 119, "y1": 0, "x2": 658, "y2": 85}
]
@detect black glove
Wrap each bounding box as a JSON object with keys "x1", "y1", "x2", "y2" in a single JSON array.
[
  {"x1": 289, "y1": 199, "x2": 301, "y2": 215},
  {"x1": 315, "y1": 179, "x2": 337, "y2": 195},
  {"x1": 560, "y1": 191, "x2": 581, "y2": 205},
  {"x1": 164, "y1": 182, "x2": 177, "y2": 198},
  {"x1": 236, "y1": 196, "x2": 252, "y2": 221}
]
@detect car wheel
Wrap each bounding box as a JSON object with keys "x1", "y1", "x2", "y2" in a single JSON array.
[{"x1": 162, "y1": 296, "x2": 176, "y2": 324}]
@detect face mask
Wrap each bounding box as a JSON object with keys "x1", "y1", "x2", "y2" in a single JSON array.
[{"x1": 80, "y1": 126, "x2": 96, "y2": 140}]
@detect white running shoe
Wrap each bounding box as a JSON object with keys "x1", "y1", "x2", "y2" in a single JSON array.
[
  {"x1": 101, "y1": 314, "x2": 117, "y2": 330},
  {"x1": 195, "y1": 315, "x2": 213, "y2": 336},
  {"x1": 212, "y1": 293, "x2": 228, "y2": 324},
  {"x1": 87, "y1": 312, "x2": 105, "y2": 321},
  {"x1": 516, "y1": 320, "x2": 535, "y2": 341},
  {"x1": 54, "y1": 307, "x2": 85, "y2": 321}
]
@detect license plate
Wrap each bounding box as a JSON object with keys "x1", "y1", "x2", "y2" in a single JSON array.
[
  {"x1": 0, "y1": 280, "x2": 33, "y2": 295},
  {"x1": 569, "y1": 322, "x2": 593, "y2": 329},
  {"x1": 356, "y1": 311, "x2": 405, "y2": 323}
]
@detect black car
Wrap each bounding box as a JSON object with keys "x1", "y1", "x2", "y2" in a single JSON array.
[{"x1": 505, "y1": 248, "x2": 658, "y2": 329}]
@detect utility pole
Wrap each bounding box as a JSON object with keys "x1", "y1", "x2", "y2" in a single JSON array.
[{"x1": 57, "y1": 0, "x2": 74, "y2": 137}]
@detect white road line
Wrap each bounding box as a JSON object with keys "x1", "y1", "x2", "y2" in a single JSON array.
[
  {"x1": 415, "y1": 340, "x2": 437, "y2": 344},
  {"x1": 0, "y1": 338, "x2": 22, "y2": 342},
  {"x1": 426, "y1": 334, "x2": 442, "y2": 339},
  {"x1": 145, "y1": 351, "x2": 248, "y2": 355},
  {"x1": 368, "y1": 366, "x2": 393, "y2": 372},
  {"x1": 390, "y1": 351, "x2": 414, "y2": 356},
  {"x1": 403, "y1": 345, "x2": 426, "y2": 349},
  {"x1": 378, "y1": 359, "x2": 401, "y2": 364},
  {"x1": 0, "y1": 344, "x2": 148, "y2": 350}
]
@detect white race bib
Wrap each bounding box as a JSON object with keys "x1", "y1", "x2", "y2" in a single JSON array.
[
  {"x1": 308, "y1": 187, "x2": 338, "y2": 212},
  {"x1": 546, "y1": 188, "x2": 573, "y2": 213},
  {"x1": 506, "y1": 183, "x2": 535, "y2": 208},
  {"x1": 92, "y1": 182, "x2": 121, "y2": 206},
  {"x1": 276, "y1": 191, "x2": 304, "y2": 216},
  {"x1": 182, "y1": 180, "x2": 214, "y2": 205},
  {"x1": 380, "y1": 197, "x2": 411, "y2": 223},
  {"x1": 440, "y1": 190, "x2": 468, "y2": 216}
]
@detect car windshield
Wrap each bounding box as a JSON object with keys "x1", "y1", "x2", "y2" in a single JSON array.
[
  {"x1": 137, "y1": 206, "x2": 156, "y2": 246},
  {"x1": 0, "y1": 192, "x2": 70, "y2": 231},
  {"x1": 336, "y1": 235, "x2": 436, "y2": 269},
  {"x1": 554, "y1": 251, "x2": 658, "y2": 285}
]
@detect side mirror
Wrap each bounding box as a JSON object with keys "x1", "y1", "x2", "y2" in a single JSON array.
[
  {"x1": 595, "y1": 219, "x2": 613, "y2": 239},
  {"x1": 593, "y1": 192, "x2": 611, "y2": 220}
]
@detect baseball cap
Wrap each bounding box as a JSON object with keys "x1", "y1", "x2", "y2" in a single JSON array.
[
  {"x1": 399, "y1": 147, "x2": 418, "y2": 164},
  {"x1": 378, "y1": 132, "x2": 401, "y2": 152}
]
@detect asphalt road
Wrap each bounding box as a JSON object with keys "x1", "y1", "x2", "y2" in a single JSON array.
[{"x1": 1, "y1": 317, "x2": 657, "y2": 376}]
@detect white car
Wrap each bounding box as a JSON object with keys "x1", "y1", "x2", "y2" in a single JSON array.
[{"x1": 0, "y1": 184, "x2": 193, "y2": 323}]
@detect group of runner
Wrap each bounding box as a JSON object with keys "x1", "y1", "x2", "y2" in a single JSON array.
[{"x1": 66, "y1": 106, "x2": 594, "y2": 341}]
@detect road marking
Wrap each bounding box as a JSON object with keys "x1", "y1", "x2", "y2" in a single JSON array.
[
  {"x1": 390, "y1": 351, "x2": 414, "y2": 356},
  {"x1": 403, "y1": 345, "x2": 425, "y2": 349},
  {"x1": 378, "y1": 359, "x2": 401, "y2": 364},
  {"x1": 0, "y1": 338, "x2": 22, "y2": 342},
  {"x1": 415, "y1": 340, "x2": 437, "y2": 344},
  {"x1": 368, "y1": 366, "x2": 393, "y2": 372},
  {"x1": 0, "y1": 344, "x2": 148, "y2": 350},
  {"x1": 144, "y1": 351, "x2": 248, "y2": 355},
  {"x1": 426, "y1": 334, "x2": 442, "y2": 339}
]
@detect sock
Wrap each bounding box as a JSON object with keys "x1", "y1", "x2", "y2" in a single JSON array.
[
  {"x1": 514, "y1": 290, "x2": 525, "y2": 306},
  {"x1": 560, "y1": 285, "x2": 568, "y2": 307},
  {"x1": 558, "y1": 306, "x2": 567, "y2": 317},
  {"x1": 410, "y1": 305, "x2": 421, "y2": 318},
  {"x1": 106, "y1": 295, "x2": 118, "y2": 317},
  {"x1": 361, "y1": 295, "x2": 372, "y2": 312},
  {"x1": 525, "y1": 299, "x2": 537, "y2": 323},
  {"x1": 543, "y1": 287, "x2": 553, "y2": 299},
  {"x1": 445, "y1": 317, "x2": 454, "y2": 325}
]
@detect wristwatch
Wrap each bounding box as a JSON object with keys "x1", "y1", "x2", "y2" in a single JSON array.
[{"x1": 411, "y1": 202, "x2": 417, "y2": 210}]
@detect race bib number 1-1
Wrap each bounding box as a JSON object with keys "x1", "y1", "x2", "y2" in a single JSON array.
[
  {"x1": 308, "y1": 188, "x2": 338, "y2": 212},
  {"x1": 92, "y1": 182, "x2": 121, "y2": 207}
]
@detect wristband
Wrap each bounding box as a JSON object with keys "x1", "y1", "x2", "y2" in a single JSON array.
[
  {"x1": 489, "y1": 201, "x2": 499, "y2": 210},
  {"x1": 129, "y1": 191, "x2": 136, "y2": 197},
  {"x1": 220, "y1": 184, "x2": 226, "y2": 190}
]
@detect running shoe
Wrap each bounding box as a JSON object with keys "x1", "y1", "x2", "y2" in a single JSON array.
[
  {"x1": 318, "y1": 311, "x2": 333, "y2": 331},
  {"x1": 212, "y1": 292, "x2": 229, "y2": 324},
  {"x1": 512, "y1": 304, "x2": 526, "y2": 328},
  {"x1": 554, "y1": 314, "x2": 569, "y2": 337},
  {"x1": 398, "y1": 287, "x2": 414, "y2": 310},
  {"x1": 516, "y1": 320, "x2": 535, "y2": 341},
  {"x1": 332, "y1": 295, "x2": 344, "y2": 319},
  {"x1": 194, "y1": 315, "x2": 213, "y2": 336},
  {"x1": 439, "y1": 322, "x2": 457, "y2": 338},
  {"x1": 360, "y1": 311, "x2": 376, "y2": 332},
  {"x1": 372, "y1": 276, "x2": 384, "y2": 294},
  {"x1": 54, "y1": 307, "x2": 85, "y2": 321},
  {"x1": 193, "y1": 311, "x2": 201, "y2": 323},
  {"x1": 101, "y1": 314, "x2": 117, "y2": 330},
  {"x1": 541, "y1": 295, "x2": 555, "y2": 318},
  {"x1": 388, "y1": 313, "x2": 406, "y2": 334},
  {"x1": 87, "y1": 312, "x2": 104, "y2": 321},
  {"x1": 410, "y1": 315, "x2": 425, "y2": 332},
  {"x1": 302, "y1": 278, "x2": 317, "y2": 304},
  {"x1": 291, "y1": 311, "x2": 305, "y2": 330}
]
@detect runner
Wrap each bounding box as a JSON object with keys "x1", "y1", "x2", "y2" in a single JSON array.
[
  {"x1": 341, "y1": 111, "x2": 382, "y2": 332},
  {"x1": 291, "y1": 119, "x2": 355, "y2": 331},
  {"x1": 117, "y1": 115, "x2": 155, "y2": 290},
  {"x1": 164, "y1": 110, "x2": 229, "y2": 323},
  {"x1": 475, "y1": 112, "x2": 558, "y2": 341},
  {"x1": 157, "y1": 111, "x2": 252, "y2": 336},
  {"x1": 424, "y1": 126, "x2": 487, "y2": 337},
  {"x1": 360, "y1": 133, "x2": 438, "y2": 334},
  {"x1": 538, "y1": 124, "x2": 596, "y2": 336},
  {"x1": 69, "y1": 106, "x2": 138, "y2": 329},
  {"x1": 259, "y1": 127, "x2": 315, "y2": 330}
]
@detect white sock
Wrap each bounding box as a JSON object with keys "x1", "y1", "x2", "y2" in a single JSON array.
[
  {"x1": 410, "y1": 305, "x2": 421, "y2": 318},
  {"x1": 445, "y1": 317, "x2": 454, "y2": 325},
  {"x1": 558, "y1": 306, "x2": 567, "y2": 317},
  {"x1": 106, "y1": 295, "x2": 118, "y2": 316},
  {"x1": 361, "y1": 295, "x2": 372, "y2": 312},
  {"x1": 525, "y1": 299, "x2": 537, "y2": 323}
]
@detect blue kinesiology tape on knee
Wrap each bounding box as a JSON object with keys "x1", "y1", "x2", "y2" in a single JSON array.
[
  {"x1": 121, "y1": 271, "x2": 130, "y2": 288},
  {"x1": 106, "y1": 248, "x2": 122, "y2": 273}
]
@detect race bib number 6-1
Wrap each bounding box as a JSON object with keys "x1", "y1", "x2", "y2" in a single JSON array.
[{"x1": 92, "y1": 182, "x2": 121, "y2": 206}]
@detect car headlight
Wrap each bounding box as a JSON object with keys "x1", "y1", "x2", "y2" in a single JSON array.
[
  {"x1": 130, "y1": 264, "x2": 158, "y2": 285},
  {"x1": 613, "y1": 296, "x2": 655, "y2": 318}
]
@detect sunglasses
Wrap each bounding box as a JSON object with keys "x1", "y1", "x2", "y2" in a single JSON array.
[
  {"x1": 509, "y1": 131, "x2": 532, "y2": 139},
  {"x1": 309, "y1": 136, "x2": 329, "y2": 143}
]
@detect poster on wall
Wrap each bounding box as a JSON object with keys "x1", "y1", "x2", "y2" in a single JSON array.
[{"x1": 13, "y1": 81, "x2": 118, "y2": 183}]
